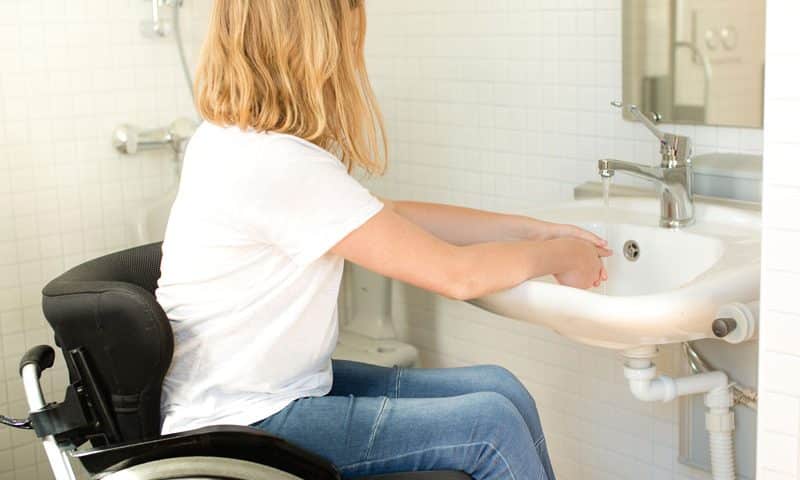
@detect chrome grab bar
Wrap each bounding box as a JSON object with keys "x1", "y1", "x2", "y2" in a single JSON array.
[{"x1": 112, "y1": 117, "x2": 197, "y2": 155}]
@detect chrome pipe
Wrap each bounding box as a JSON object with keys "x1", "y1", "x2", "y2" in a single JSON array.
[{"x1": 21, "y1": 364, "x2": 77, "y2": 480}]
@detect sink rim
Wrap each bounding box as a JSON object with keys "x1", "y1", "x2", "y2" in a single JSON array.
[{"x1": 470, "y1": 196, "x2": 762, "y2": 350}]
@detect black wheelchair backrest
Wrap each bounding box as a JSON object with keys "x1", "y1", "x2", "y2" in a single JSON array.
[{"x1": 41, "y1": 242, "x2": 172, "y2": 445}]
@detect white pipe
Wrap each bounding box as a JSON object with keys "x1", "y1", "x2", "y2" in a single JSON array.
[
  {"x1": 625, "y1": 366, "x2": 728, "y2": 402},
  {"x1": 623, "y1": 348, "x2": 735, "y2": 480}
]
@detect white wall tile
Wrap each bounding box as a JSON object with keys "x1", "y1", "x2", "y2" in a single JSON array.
[
  {"x1": 364, "y1": 3, "x2": 760, "y2": 479},
  {"x1": 758, "y1": 1, "x2": 800, "y2": 478},
  {"x1": 0, "y1": 1, "x2": 209, "y2": 477},
  {"x1": 0, "y1": 1, "x2": 788, "y2": 479}
]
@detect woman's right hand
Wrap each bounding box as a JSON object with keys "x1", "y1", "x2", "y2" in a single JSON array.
[{"x1": 552, "y1": 238, "x2": 613, "y2": 290}]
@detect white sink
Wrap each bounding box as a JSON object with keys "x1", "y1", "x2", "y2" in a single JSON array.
[{"x1": 470, "y1": 197, "x2": 761, "y2": 350}]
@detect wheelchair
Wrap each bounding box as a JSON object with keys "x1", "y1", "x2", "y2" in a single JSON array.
[{"x1": 1, "y1": 243, "x2": 470, "y2": 480}]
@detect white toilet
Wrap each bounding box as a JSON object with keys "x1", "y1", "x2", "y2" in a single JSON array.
[
  {"x1": 335, "y1": 263, "x2": 419, "y2": 367},
  {"x1": 130, "y1": 188, "x2": 419, "y2": 368}
]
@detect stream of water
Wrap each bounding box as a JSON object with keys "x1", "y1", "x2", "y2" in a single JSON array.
[
  {"x1": 602, "y1": 176, "x2": 611, "y2": 208},
  {"x1": 600, "y1": 176, "x2": 613, "y2": 295}
]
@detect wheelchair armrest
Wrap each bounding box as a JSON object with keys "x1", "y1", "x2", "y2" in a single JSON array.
[{"x1": 72, "y1": 425, "x2": 340, "y2": 479}]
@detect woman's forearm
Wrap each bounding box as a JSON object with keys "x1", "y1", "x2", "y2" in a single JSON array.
[
  {"x1": 385, "y1": 200, "x2": 542, "y2": 246},
  {"x1": 449, "y1": 239, "x2": 568, "y2": 300},
  {"x1": 332, "y1": 208, "x2": 603, "y2": 301}
]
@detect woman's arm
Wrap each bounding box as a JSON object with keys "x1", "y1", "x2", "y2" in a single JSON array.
[
  {"x1": 382, "y1": 199, "x2": 607, "y2": 248},
  {"x1": 331, "y1": 207, "x2": 611, "y2": 300}
]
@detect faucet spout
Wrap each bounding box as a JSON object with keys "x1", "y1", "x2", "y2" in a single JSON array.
[
  {"x1": 598, "y1": 158, "x2": 695, "y2": 228},
  {"x1": 599, "y1": 159, "x2": 666, "y2": 184}
]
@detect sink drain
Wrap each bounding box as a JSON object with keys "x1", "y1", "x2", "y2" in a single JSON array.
[{"x1": 623, "y1": 240, "x2": 640, "y2": 261}]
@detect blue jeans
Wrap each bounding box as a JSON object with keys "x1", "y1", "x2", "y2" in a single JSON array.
[{"x1": 252, "y1": 360, "x2": 555, "y2": 480}]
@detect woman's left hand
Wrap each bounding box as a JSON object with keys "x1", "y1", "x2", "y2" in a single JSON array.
[
  {"x1": 548, "y1": 222, "x2": 608, "y2": 248},
  {"x1": 527, "y1": 219, "x2": 608, "y2": 249},
  {"x1": 530, "y1": 220, "x2": 610, "y2": 288}
]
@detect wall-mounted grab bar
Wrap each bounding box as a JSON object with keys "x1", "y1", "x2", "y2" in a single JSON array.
[{"x1": 112, "y1": 118, "x2": 197, "y2": 155}]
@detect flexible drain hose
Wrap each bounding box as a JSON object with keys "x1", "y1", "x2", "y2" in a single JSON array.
[
  {"x1": 706, "y1": 387, "x2": 736, "y2": 480},
  {"x1": 709, "y1": 430, "x2": 736, "y2": 480}
]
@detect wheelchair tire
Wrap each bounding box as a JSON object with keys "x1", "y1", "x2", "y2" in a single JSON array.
[{"x1": 98, "y1": 456, "x2": 304, "y2": 479}]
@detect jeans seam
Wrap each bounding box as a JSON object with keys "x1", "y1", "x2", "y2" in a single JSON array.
[
  {"x1": 340, "y1": 441, "x2": 518, "y2": 480},
  {"x1": 363, "y1": 396, "x2": 389, "y2": 461},
  {"x1": 394, "y1": 367, "x2": 403, "y2": 398}
]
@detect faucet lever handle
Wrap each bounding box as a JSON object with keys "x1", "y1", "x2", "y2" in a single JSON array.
[{"x1": 611, "y1": 101, "x2": 666, "y2": 142}]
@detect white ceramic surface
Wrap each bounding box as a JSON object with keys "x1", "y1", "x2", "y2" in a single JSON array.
[{"x1": 470, "y1": 197, "x2": 761, "y2": 350}]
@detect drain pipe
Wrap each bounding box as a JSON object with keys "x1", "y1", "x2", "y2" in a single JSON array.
[{"x1": 623, "y1": 346, "x2": 735, "y2": 480}]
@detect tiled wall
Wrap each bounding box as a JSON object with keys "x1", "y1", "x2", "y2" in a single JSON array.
[
  {"x1": 0, "y1": 1, "x2": 779, "y2": 480},
  {"x1": 0, "y1": 1, "x2": 210, "y2": 479},
  {"x1": 756, "y1": 1, "x2": 800, "y2": 479},
  {"x1": 362, "y1": 1, "x2": 762, "y2": 480}
]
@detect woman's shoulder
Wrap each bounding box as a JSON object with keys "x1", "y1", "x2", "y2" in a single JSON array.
[{"x1": 198, "y1": 121, "x2": 337, "y2": 163}]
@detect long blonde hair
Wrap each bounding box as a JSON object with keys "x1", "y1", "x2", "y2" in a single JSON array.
[{"x1": 195, "y1": 0, "x2": 386, "y2": 174}]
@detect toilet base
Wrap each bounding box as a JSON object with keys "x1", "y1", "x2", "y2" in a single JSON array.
[{"x1": 333, "y1": 331, "x2": 419, "y2": 368}]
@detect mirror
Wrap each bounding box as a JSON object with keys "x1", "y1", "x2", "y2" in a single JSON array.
[{"x1": 622, "y1": 0, "x2": 765, "y2": 128}]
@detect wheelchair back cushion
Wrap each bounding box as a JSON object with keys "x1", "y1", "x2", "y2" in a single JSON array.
[{"x1": 41, "y1": 242, "x2": 173, "y2": 443}]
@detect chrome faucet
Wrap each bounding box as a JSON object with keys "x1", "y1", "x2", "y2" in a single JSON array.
[{"x1": 598, "y1": 102, "x2": 695, "y2": 228}]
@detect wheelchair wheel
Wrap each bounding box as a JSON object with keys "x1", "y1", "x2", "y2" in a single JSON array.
[{"x1": 99, "y1": 456, "x2": 303, "y2": 479}]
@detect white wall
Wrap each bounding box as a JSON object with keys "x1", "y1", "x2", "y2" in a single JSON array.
[
  {"x1": 362, "y1": 2, "x2": 761, "y2": 480},
  {"x1": 756, "y1": 1, "x2": 800, "y2": 478},
  {"x1": 0, "y1": 1, "x2": 778, "y2": 480},
  {"x1": 0, "y1": 2, "x2": 210, "y2": 479}
]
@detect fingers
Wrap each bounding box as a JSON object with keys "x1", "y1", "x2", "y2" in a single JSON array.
[
  {"x1": 558, "y1": 224, "x2": 608, "y2": 247},
  {"x1": 593, "y1": 266, "x2": 608, "y2": 289},
  {"x1": 596, "y1": 246, "x2": 613, "y2": 257},
  {"x1": 573, "y1": 226, "x2": 608, "y2": 247}
]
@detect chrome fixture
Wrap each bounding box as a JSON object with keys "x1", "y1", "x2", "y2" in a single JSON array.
[
  {"x1": 141, "y1": 0, "x2": 184, "y2": 38},
  {"x1": 622, "y1": 240, "x2": 640, "y2": 262},
  {"x1": 598, "y1": 102, "x2": 695, "y2": 228},
  {"x1": 140, "y1": 0, "x2": 195, "y2": 105},
  {"x1": 113, "y1": 118, "x2": 197, "y2": 155}
]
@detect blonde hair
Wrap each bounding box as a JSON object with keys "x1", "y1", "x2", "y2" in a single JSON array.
[{"x1": 195, "y1": 0, "x2": 386, "y2": 174}]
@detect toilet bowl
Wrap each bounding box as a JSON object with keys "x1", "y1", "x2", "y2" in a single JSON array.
[
  {"x1": 130, "y1": 190, "x2": 419, "y2": 368},
  {"x1": 333, "y1": 331, "x2": 419, "y2": 368},
  {"x1": 336, "y1": 262, "x2": 419, "y2": 368},
  {"x1": 128, "y1": 186, "x2": 179, "y2": 245}
]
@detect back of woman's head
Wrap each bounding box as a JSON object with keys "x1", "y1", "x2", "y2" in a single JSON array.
[{"x1": 196, "y1": 0, "x2": 386, "y2": 174}]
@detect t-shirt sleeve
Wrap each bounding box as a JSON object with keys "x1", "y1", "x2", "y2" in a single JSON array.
[{"x1": 244, "y1": 138, "x2": 384, "y2": 266}]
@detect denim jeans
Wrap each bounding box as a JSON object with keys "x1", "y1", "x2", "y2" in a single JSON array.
[{"x1": 251, "y1": 360, "x2": 556, "y2": 480}]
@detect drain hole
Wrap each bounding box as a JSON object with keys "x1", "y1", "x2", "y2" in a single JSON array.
[{"x1": 623, "y1": 240, "x2": 640, "y2": 261}]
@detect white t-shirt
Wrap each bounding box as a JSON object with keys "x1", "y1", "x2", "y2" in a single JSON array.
[{"x1": 156, "y1": 122, "x2": 383, "y2": 434}]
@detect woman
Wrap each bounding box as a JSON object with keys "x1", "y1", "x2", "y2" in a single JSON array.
[{"x1": 156, "y1": 1, "x2": 611, "y2": 479}]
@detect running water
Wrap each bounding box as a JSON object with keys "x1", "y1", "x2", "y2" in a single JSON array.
[
  {"x1": 600, "y1": 176, "x2": 613, "y2": 295},
  {"x1": 602, "y1": 176, "x2": 612, "y2": 208}
]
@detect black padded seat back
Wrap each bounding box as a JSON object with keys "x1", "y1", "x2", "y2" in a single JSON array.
[{"x1": 41, "y1": 242, "x2": 172, "y2": 444}]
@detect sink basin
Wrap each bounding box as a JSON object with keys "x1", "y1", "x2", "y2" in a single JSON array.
[{"x1": 470, "y1": 197, "x2": 761, "y2": 350}]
